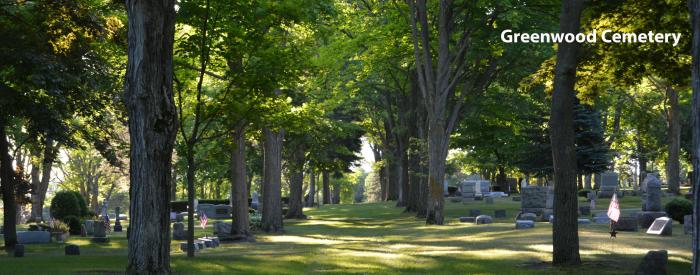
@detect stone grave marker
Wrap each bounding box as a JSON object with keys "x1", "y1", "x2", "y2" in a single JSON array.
[
  {"x1": 469, "y1": 209, "x2": 481, "y2": 216},
  {"x1": 65, "y1": 244, "x2": 80, "y2": 255},
  {"x1": 646, "y1": 217, "x2": 672, "y2": 236},
  {"x1": 462, "y1": 181, "x2": 476, "y2": 201},
  {"x1": 80, "y1": 224, "x2": 87, "y2": 237},
  {"x1": 521, "y1": 186, "x2": 547, "y2": 215},
  {"x1": 592, "y1": 213, "x2": 610, "y2": 224},
  {"x1": 475, "y1": 215, "x2": 493, "y2": 225},
  {"x1": 598, "y1": 172, "x2": 619, "y2": 198},
  {"x1": 84, "y1": 220, "x2": 95, "y2": 235},
  {"x1": 252, "y1": 192, "x2": 260, "y2": 210},
  {"x1": 635, "y1": 250, "x2": 667, "y2": 275},
  {"x1": 515, "y1": 220, "x2": 535, "y2": 229},
  {"x1": 579, "y1": 205, "x2": 591, "y2": 216},
  {"x1": 213, "y1": 205, "x2": 232, "y2": 219},
  {"x1": 180, "y1": 242, "x2": 199, "y2": 253},
  {"x1": 17, "y1": 231, "x2": 51, "y2": 244},
  {"x1": 113, "y1": 207, "x2": 123, "y2": 232},
  {"x1": 91, "y1": 221, "x2": 109, "y2": 243},
  {"x1": 172, "y1": 222, "x2": 186, "y2": 240},
  {"x1": 459, "y1": 217, "x2": 475, "y2": 223},
  {"x1": 684, "y1": 215, "x2": 693, "y2": 235},
  {"x1": 577, "y1": 218, "x2": 591, "y2": 225},
  {"x1": 518, "y1": 212, "x2": 537, "y2": 221},
  {"x1": 615, "y1": 216, "x2": 638, "y2": 232}
]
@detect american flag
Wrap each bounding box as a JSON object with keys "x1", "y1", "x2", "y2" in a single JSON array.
[
  {"x1": 199, "y1": 211, "x2": 208, "y2": 229},
  {"x1": 607, "y1": 193, "x2": 620, "y2": 222}
]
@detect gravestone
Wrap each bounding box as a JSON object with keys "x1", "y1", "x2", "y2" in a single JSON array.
[
  {"x1": 84, "y1": 220, "x2": 95, "y2": 235},
  {"x1": 485, "y1": 197, "x2": 494, "y2": 204},
  {"x1": 684, "y1": 215, "x2": 693, "y2": 235},
  {"x1": 506, "y1": 178, "x2": 518, "y2": 193},
  {"x1": 92, "y1": 221, "x2": 109, "y2": 243},
  {"x1": 251, "y1": 192, "x2": 260, "y2": 210},
  {"x1": 593, "y1": 213, "x2": 610, "y2": 224},
  {"x1": 80, "y1": 224, "x2": 87, "y2": 237},
  {"x1": 587, "y1": 191, "x2": 597, "y2": 201},
  {"x1": 170, "y1": 212, "x2": 177, "y2": 221},
  {"x1": 579, "y1": 205, "x2": 591, "y2": 216},
  {"x1": 65, "y1": 244, "x2": 80, "y2": 255},
  {"x1": 176, "y1": 212, "x2": 187, "y2": 222},
  {"x1": 17, "y1": 231, "x2": 51, "y2": 244},
  {"x1": 197, "y1": 204, "x2": 216, "y2": 218},
  {"x1": 469, "y1": 209, "x2": 481, "y2": 216},
  {"x1": 475, "y1": 215, "x2": 493, "y2": 225},
  {"x1": 459, "y1": 217, "x2": 475, "y2": 223},
  {"x1": 515, "y1": 220, "x2": 535, "y2": 229},
  {"x1": 615, "y1": 216, "x2": 638, "y2": 232},
  {"x1": 494, "y1": 210, "x2": 506, "y2": 218},
  {"x1": 638, "y1": 212, "x2": 667, "y2": 229},
  {"x1": 462, "y1": 181, "x2": 476, "y2": 200},
  {"x1": 545, "y1": 187, "x2": 554, "y2": 209},
  {"x1": 180, "y1": 242, "x2": 199, "y2": 253},
  {"x1": 113, "y1": 207, "x2": 122, "y2": 232},
  {"x1": 519, "y1": 212, "x2": 537, "y2": 221},
  {"x1": 14, "y1": 244, "x2": 24, "y2": 257},
  {"x1": 642, "y1": 175, "x2": 662, "y2": 211},
  {"x1": 213, "y1": 205, "x2": 232, "y2": 219},
  {"x1": 213, "y1": 221, "x2": 233, "y2": 238},
  {"x1": 635, "y1": 250, "x2": 667, "y2": 275},
  {"x1": 172, "y1": 222, "x2": 186, "y2": 240},
  {"x1": 577, "y1": 218, "x2": 591, "y2": 225},
  {"x1": 598, "y1": 172, "x2": 619, "y2": 198},
  {"x1": 646, "y1": 217, "x2": 672, "y2": 236},
  {"x1": 521, "y1": 186, "x2": 547, "y2": 215},
  {"x1": 444, "y1": 180, "x2": 449, "y2": 196}
]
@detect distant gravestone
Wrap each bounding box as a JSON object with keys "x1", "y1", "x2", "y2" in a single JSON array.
[
  {"x1": 521, "y1": 186, "x2": 547, "y2": 215},
  {"x1": 462, "y1": 181, "x2": 476, "y2": 200},
  {"x1": 638, "y1": 212, "x2": 667, "y2": 229},
  {"x1": 475, "y1": 215, "x2": 493, "y2": 225},
  {"x1": 91, "y1": 221, "x2": 109, "y2": 243},
  {"x1": 469, "y1": 209, "x2": 481, "y2": 216},
  {"x1": 598, "y1": 172, "x2": 619, "y2": 198},
  {"x1": 511, "y1": 196, "x2": 521, "y2": 202},
  {"x1": 459, "y1": 217, "x2": 475, "y2": 223},
  {"x1": 494, "y1": 210, "x2": 506, "y2": 218},
  {"x1": 172, "y1": 222, "x2": 186, "y2": 240},
  {"x1": 545, "y1": 187, "x2": 554, "y2": 209},
  {"x1": 642, "y1": 175, "x2": 662, "y2": 211},
  {"x1": 519, "y1": 213, "x2": 537, "y2": 222},
  {"x1": 615, "y1": 216, "x2": 638, "y2": 232},
  {"x1": 14, "y1": 244, "x2": 24, "y2": 257},
  {"x1": 17, "y1": 231, "x2": 51, "y2": 244},
  {"x1": 84, "y1": 220, "x2": 95, "y2": 235},
  {"x1": 577, "y1": 218, "x2": 591, "y2": 225},
  {"x1": 593, "y1": 213, "x2": 610, "y2": 224},
  {"x1": 635, "y1": 250, "x2": 667, "y2": 275},
  {"x1": 684, "y1": 215, "x2": 693, "y2": 235},
  {"x1": 80, "y1": 224, "x2": 87, "y2": 237},
  {"x1": 213, "y1": 205, "x2": 232, "y2": 219},
  {"x1": 579, "y1": 205, "x2": 591, "y2": 216},
  {"x1": 251, "y1": 192, "x2": 260, "y2": 210},
  {"x1": 113, "y1": 207, "x2": 122, "y2": 232},
  {"x1": 515, "y1": 220, "x2": 535, "y2": 229},
  {"x1": 646, "y1": 217, "x2": 672, "y2": 236},
  {"x1": 180, "y1": 242, "x2": 199, "y2": 253},
  {"x1": 65, "y1": 244, "x2": 80, "y2": 255}
]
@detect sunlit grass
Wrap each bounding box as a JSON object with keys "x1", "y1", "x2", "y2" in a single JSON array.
[{"x1": 0, "y1": 197, "x2": 692, "y2": 274}]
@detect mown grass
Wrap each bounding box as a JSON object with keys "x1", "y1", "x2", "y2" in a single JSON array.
[{"x1": 0, "y1": 196, "x2": 691, "y2": 274}]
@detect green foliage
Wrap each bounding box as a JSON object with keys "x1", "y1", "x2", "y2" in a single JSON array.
[
  {"x1": 664, "y1": 198, "x2": 692, "y2": 223},
  {"x1": 67, "y1": 191, "x2": 89, "y2": 218},
  {"x1": 363, "y1": 171, "x2": 382, "y2": 203},
  {"x1": 62, "y1": 215, "x2": 82, "y2": 235},
  {"x1": 249, "y1": 212, "x2": 263, "y2": 231},
  {"x1": 49, "y1": 191, "x2": 81, "y2": 220},
  {"x1": 49, "y1": 220, "x2": 69, "y2": 234}
]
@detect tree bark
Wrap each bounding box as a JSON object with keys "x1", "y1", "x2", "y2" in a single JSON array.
[
  {"x1": 286, "y1": 144, "x2": 305, "y2": 218},
  {"x1": 549, "y1": 0, "x2": 583, "y2": 266},
  {"x1": 230, "y1": 125, "x2": 253, "y2": 240},
  {"x1": 0, "y1": 122, "x2": 17, "y2": 251},
  {"x1": 30, "y1": 139, "x2": 56, "y2": 222},
  {"x1": 185, "y1": 146, "x2": 196, "y2": 257},
  {"x1": 322, "y1": 170, "x2": 330, "y2": 204},
  {"x1": 332, "y1": 185, "x2": 341, "y2": 204},
  {"x1": 124, "y1": 0, "x2": 176, "y2": 272},
  {"x1": 307, "y1": 169, "x2": 315, "y2": 207},
  {"x1": 261, "y1": 128, "x2": 284, "y2": 233},
  {"x1": 689, "y1": 0, "x2": 700, "y2": 271},
  {"x1": 666, "y1": 85, "x2": 681, "y2": 195}
]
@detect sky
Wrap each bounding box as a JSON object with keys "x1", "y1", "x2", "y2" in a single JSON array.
[{"x1": 353, "y1": 137, "x2": 374, "y2": 173}]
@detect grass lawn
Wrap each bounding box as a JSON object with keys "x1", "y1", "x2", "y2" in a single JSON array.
[{"x1": 0, "y1": 196, "x2": 692, "y2": 274}]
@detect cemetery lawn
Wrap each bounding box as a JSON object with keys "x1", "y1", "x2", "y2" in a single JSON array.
[{"x1": 0, "y1": 197, "x2": 691, "y2": 274}]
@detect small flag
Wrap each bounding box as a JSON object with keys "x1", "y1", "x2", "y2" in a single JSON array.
[
  {"x1": 607, "y1": 193, "x2": 620, "y2": 222},
  {"x1": 199, "y1": 211, "x2": 208, "y2": 230}
]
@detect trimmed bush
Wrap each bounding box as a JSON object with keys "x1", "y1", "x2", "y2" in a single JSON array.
[
  {"x1": 68, "y1": 191, "x2": 89, "y2": 217},
  {"x1": 50, "y1": 191, "x2": 81, "y2": 220},
  {"x1": 665, "y1": 198, "x2": 692, "y2": 223},
  {"x1": 63, "y1": 215, "x2": 82, "y2": 235}
]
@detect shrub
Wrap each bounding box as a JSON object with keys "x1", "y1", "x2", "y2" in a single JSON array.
[
  {"x1": 665, "y1": 198, "x2": 692, "y2": 223},
  {"x1": 578, "y1": 189, "x2": 592, "y2": 198},
  {"x1": 249, "y1": 212, "x2": 262, "y2": 231},
  {"x1": 50, "y1": 191, "x2": 81, "y2": 220},
  {"x1": 62, "y1": 215, "x2": 82, "y2": 235},
  {"x1": 68, "y1": 191, "x2": 89, "y2": 217},
  {"x1": 50, "y1": 220, "x2": 70, "y2": 234}
]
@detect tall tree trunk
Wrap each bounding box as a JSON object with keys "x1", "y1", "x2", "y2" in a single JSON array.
[
  {"x1": 666, "y1": 85, "x2": 681, "y2": 195},
  {"x1": 261, "y1": 128, "x2": 284, "y2": 233},
  {"x1": 307, "y1": 169, "x2": 315, "y2": 207},
  {"x1": 407, "y1": 148, "x2": 420, "y2": 213},
  {"x1": 171, "y1": 165, "x2": 177, "y2": 200},
  {"x1": 185, "y1": 147, "x2": 196, "y2": 257},
  {"x1": 286, "y1": 145, "x2": 305, "y2": 219},
  {"x1": 322, "y1": 171, "x2": 330, "y2": 204},
  {"x1": 395, "y1": 151, "x2": 407, "y2": 206},
  {"x1": 425, "y1": 118, "x2": 448, "y2": 224},
  {"x1": 550, "y1": 0, "x2": 583, "y2": 266},
  {"x1": 31, "y1": 140, "x2": 55, "y2": 222},
  {"x1": 230, "y1": 125, "x2": 253, "y2": 240},
  {"x1": 689, "y1": 0, "x2": 700, "y2": 271},
  {"x1": 29, "y1": 155, "x2": 41, "y2": 221},
  {"x1": 332, "y1": 186, "x2": 341, "y2": 204},
  {"x1": 124, "y1": 0, "x2": 176, "y2": 272},
  {"x1": 0, "y1": 122, "x2": 17, "y2": 251}
]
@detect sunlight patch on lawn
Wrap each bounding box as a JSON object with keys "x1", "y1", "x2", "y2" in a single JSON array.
[{"x1": 263, "y1": 235, "x2": 345, "y2": 245}]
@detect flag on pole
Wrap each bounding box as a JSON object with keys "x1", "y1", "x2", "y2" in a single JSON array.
[
  {"x1": 607, "y1": 193, "x2": 620, "y2": 222},
  {"x1": 199, "y1": 211, "x2": 208, "y2": 229}
]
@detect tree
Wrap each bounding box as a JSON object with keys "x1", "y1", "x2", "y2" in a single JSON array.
[
  {"x1": 689, "y1": 0, "x2": 700, "y2": 272},
  {"x1": 550, "y1": 0, "x2": 584, "y2": 266},
  {"x1": 124, "y1": 0, "x2": 177, "y2": 273}
]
